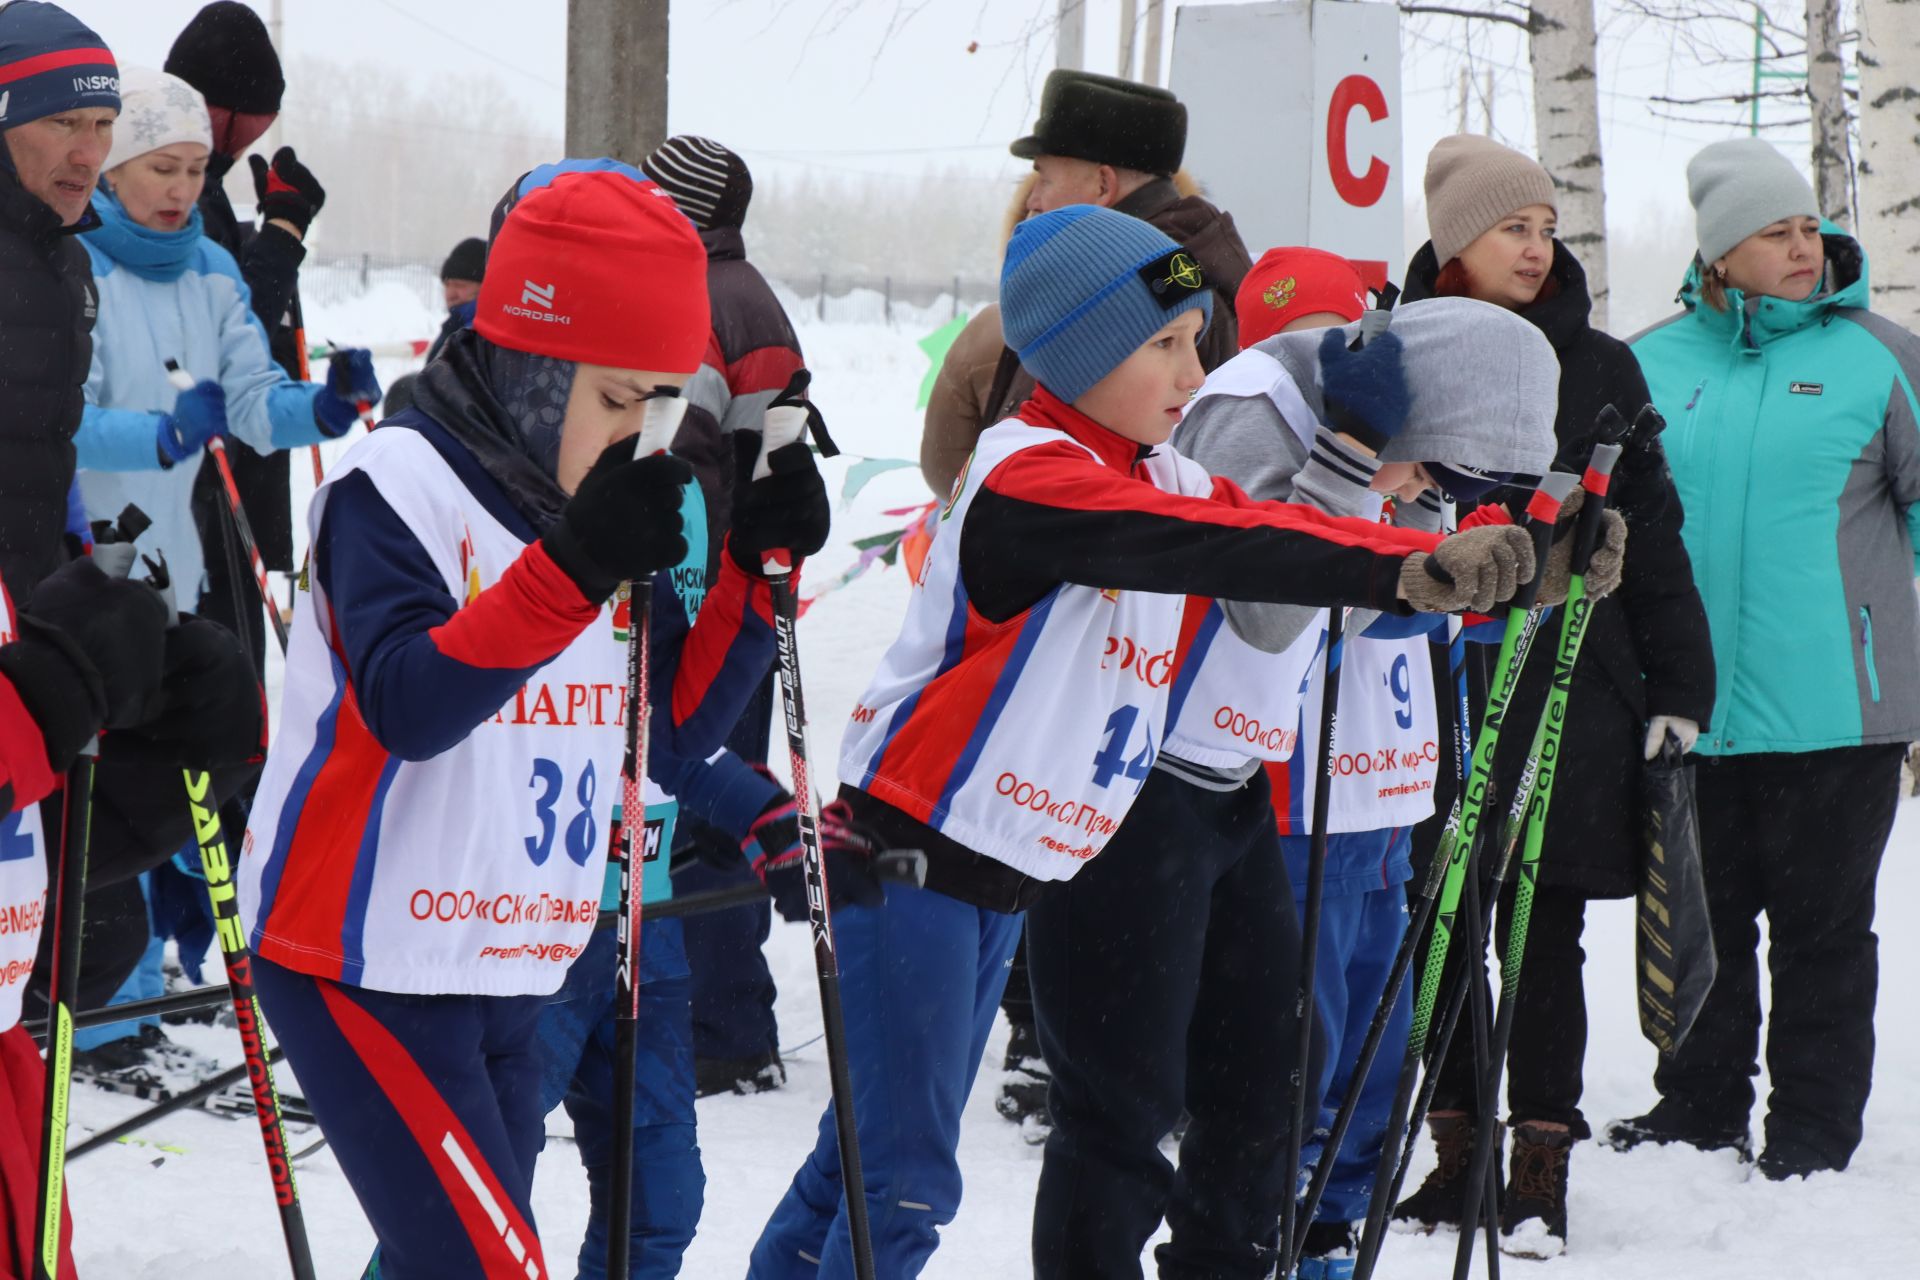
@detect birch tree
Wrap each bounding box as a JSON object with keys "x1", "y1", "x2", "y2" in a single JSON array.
[
  {"x1": 1858, "y1": 0, "x2": 1920, "y2": 326},
  {"x1": 1530, "y1": 0, "x2": 1611, "y2": 329},
  {"x1": 1805, "y1": 0, "x2": 1855, "y2": 227}
]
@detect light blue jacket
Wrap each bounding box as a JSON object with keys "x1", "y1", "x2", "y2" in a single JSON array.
[
  {"x1": 75, "y1": 189, "x2": 332, "y2": 604},
  {"x1": 1631, "y1": 230, "x2": 1920, "y2": 755}
]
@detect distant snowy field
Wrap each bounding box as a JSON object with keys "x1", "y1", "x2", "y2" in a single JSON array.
[{"x1": 63, "y1": 291, "x2": 1920, "y2": 1276}]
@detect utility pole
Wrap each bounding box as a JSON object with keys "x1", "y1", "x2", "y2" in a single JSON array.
[
  {"x1": 566, "y1": 0, "x2": 669, "y2": 165},
  {"x1": 1057, "y1": 0, "x2": 1084, "y2": 69},
  {"x1": 1120, "y1": 0, "x2": 1138, "y2": 80}
]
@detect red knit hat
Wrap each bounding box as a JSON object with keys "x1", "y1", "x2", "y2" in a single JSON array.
[
  {"x1": 477, "y1": 170, "x2": 710, "y2": 374},
  {"x1": 1234, "y1": 246, "x2": 1370, "y2": 347}
]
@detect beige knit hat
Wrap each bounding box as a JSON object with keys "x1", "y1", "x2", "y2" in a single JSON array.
[{"x1": 1425, "y1": 135, "x2": 1559, "y2": 265}]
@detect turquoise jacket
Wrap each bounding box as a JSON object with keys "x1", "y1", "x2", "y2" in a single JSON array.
[{"x1": 1631, "y1": 230, "x2": 1920, "y2": 755}]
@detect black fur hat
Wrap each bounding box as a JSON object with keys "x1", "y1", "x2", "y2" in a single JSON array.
[
  {"x1": 1010, "y1": 70, "x2": 1186, "y2": 176},
  {"x1": 164, "y1": 2, "x2": 284, "y2": 115}
]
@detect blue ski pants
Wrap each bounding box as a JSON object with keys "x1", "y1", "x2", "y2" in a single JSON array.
[
  {"x1": 535, "y1": 922, "x2": 705, "y2": 1280},
  {"x1": 1284, "y1": 827, "x2": 1414, "y2": 1225},
  {"x1": 750, "y1": 883, "x2": 1022, "y2": 1280}
]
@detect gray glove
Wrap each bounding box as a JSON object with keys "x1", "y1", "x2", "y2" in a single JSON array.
[
  {"x1": 1400, "y1": 525, "x2": 1536, "y2": 614},
  {"x1": 1534, "y1": 485, "x2": 1629, "y2": 605}
]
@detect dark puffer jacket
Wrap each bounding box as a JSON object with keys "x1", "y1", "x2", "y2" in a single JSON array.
[
  {"x1": 1404, "y1": 240, "x2": 1716, "y2": 898},
  {"x1": 0, "y1": 168, "x2": 100, "y2": 595}
]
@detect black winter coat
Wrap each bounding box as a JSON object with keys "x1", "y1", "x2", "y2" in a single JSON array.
[
  {"x1": 190, "y1": 167, "x2": 309, "y2": 576},
  {"x1": 0, "y1": 168, "x2": 100, "y2": 596},
  {"x1": 1404, "y1": 241, "x2": 1716, "y2": 898}
]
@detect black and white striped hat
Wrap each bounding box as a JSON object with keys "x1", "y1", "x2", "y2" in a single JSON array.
[{"x1": 640, "y1": 135, "x2": 752, "y2": 232}]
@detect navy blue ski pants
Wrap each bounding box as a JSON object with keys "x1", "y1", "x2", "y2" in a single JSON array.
[
  {"x1": 1283, "y1": 828, "x2": 1414, "y2": 1224},
  {"x1": 535, "y1": 922, "x2": 704, "y2": 1279},
  {"x1": 251, "y1": 955, "x2": 549, "y2": 1280}
]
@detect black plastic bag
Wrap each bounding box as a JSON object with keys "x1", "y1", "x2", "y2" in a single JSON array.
[{"x1": 1637, "y1": 739, "x2": 1716, "y2": 1055}]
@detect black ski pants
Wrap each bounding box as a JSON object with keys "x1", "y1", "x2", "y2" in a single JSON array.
[
  {"x1": 1652, "y1": 745, "x2": 1901, "y2": 1168},
  {"x1": 1027, "y1": 767, "x2": 1317, "y2": 1280},
  {"x1": 1429, "y1": 882, "x2": 1592, "y2": 1137}
]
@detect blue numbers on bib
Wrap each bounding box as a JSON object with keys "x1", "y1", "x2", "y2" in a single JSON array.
[
  {"x1": 1388, "y1": 654, "x2": 1414, "y2": 729},
  {"x1": 1091, "y1": 704, "x2": 1156, "y2": 792},
  {"x1": 0, "y1": 811, "x2": 34, "y2": 864},
  {"x1": 527, "y1": 757, "x2": 599, "y2": 867},
  {"x1": 565, "y1": 761, "x2": 598, "y2": 866}
]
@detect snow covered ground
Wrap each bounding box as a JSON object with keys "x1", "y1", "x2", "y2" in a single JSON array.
[{"x1": 63, "y1": 299, "x2": 1920, "y2": 1276}]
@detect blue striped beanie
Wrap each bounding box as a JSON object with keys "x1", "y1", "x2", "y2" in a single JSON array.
[{"x1": 1000, "y1": 204, "x2": 1214, "y2": 403}]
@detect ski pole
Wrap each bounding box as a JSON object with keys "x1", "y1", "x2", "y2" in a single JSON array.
[
  {"x1": 1353, "y1": 471, "x2": 1575, "y2": 1280},
  {"x1": 33, "y1": 748, "x2": 93, "y2": 1280},
  {"x1": 757, "y1": 370, "x2": 878, "y2": 1280},
  {"x1": 165, "y1": 362, "x2": 289, "y2": 655},
  {"x1": 182, "y1": 768, "x2": 317, "y2": 1279},
  {"x1": 1450, "y1": 423, "x2": 1627, "y2": 1280},
  {"x1": 290, "y1": 293, "x2": 322, "y2": 486},
  {"x1": 1279, "y1": 607, "x2": 1346, "y2": 1278},
  {"x1": 608, "y1": 388, "x2": 690, "y2": 1280},
  {"x1": 1279, "y1": 288, "x2": 1397, "y2": 1279}
]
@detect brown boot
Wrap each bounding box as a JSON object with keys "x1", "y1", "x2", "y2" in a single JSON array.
[
  {"x1": 1392, "y1": 1113, "x2": 1477, "y2": 1232},
  {"x1": 1500, "y1": 1122, "x2": 1571, "y2": 1259}
]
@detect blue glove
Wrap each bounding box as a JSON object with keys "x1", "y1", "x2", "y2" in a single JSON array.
[
  {"x1": 1317, "y1": 327, "x2": 1409, "y2": 453},
  {"x1": 328, "y1": 347, "x2": 381, "y2": 402},
  {"x1": 316, "y1": 348, "x2": 381, "y2": 436},
  {"x1": 157, "y1": 380, "x2": 229, "y2": 465}
]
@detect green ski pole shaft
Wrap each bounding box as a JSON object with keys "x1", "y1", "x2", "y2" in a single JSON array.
[
  {"x1": 1451, "y1": 438, "x2": 1625, "y2": 1280},
  {"x1": 1353, "y1": 471, "x2": 1576, "y2": 1279}
]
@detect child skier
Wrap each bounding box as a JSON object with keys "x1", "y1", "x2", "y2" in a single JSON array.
[
  {"x1": 748, "y1": 204, "x2": 1543, "y2": 1280},
  {"x1": 1027, "y1": 266, "x2": 1581, "y2": 1276},
  {"x1": 237, "y1": 168, "x2": 795, "y2": 1278}
]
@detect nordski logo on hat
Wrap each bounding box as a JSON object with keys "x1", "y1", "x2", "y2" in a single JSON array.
[
  {"x1": 1140, "y1": 250, "x2": 1205, "y2": 309},
  {"x1": 505, "y1": 279, "x2": 569, "y2": 324}
]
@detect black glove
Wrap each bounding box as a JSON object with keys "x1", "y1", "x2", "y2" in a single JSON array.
[
  {"x1": 743, "y1": 780, "x2": 885, "y2": 924},
  {"x1": 248, "y1": 146, "x2": 326, "y2": 236},
  {"x1": 728, "y1": 434, "x2": 831, "y2": 575},
  {"x1": 107, "y1": 616, "x2": 266, "y2": 768},
  {"x1": 0, "y1": 621, "x2": 104, "y2": 773},
  {"x1": 541, "y1": 438, "x2": 692, "y2": 602},
  {"x1": 18, "y1": 558, "x2": 170, "y2": 730}
]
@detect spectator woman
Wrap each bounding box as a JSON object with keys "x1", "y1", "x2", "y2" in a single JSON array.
[
  {"x1": 1607, "y1": 137, "x2": 1920, "y2": 1184},
  {"x1": 74, "y1": 66, "x2": 376, "y2": 615},
  {"x1": 1392, "y1": 135, "x2": 1714, "y2": 1257}
]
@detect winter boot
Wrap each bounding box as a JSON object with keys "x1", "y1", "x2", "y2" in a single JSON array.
[
  {"x1": 1392, "y1": 1113, "x2": 1478, "y2": 1232},
  {"x1": 995, "y1": 1019, "x2": 1051, "y2": 1144},
  {"x1": 694, "y1": 1046, "x2": 786, "y2": 1099},
  {"x1": 1293, "y1": 1220, "x2": 1357, "y2": 1278},
  {"x1": 1500, "y1": 1123, "x2": 1571, "y2": 1259},
  {"x1": 1602, "y1": 1103, "x2": 1751, "y2": 1160},
  {"x1": 139, "y1": 1023, "x2": 223, "y2": 1087}
]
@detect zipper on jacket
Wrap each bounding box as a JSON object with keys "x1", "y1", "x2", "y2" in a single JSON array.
[
  {"x1": 1675, "y1": 378, "x2": 1707, "y2": 462},
  {"x1": 1860, "y1": 605, "x2": 1882, "y2": 703}
]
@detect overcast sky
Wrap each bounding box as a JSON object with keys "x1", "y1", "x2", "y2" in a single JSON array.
[{"x1": 87, "y1": 0, "x2": 1815, "y2": 250}]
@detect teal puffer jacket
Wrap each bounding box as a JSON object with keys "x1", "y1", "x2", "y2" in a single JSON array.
[{"x1": 1630, "y1": 230, "x2": 1920, "y2": 755}]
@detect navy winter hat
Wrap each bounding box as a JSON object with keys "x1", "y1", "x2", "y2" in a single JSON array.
[
  {"x1": 0, "y1": 1, "x2": 119, "y2": 130},
  {"x1": 1000, "y1": 204, "x2": 1214, "y2": 403}
]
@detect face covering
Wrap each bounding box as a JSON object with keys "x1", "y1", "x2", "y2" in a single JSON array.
[{"x1": 485, "y1": 342, "x2": 578, "y2": 478}]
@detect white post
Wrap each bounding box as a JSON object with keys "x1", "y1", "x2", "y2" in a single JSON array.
[
  {"x1": 1057, "y1": 0, "x2": 1085, "y2": 70},
  {"x1": 1120, "y1": 0, "x2": 1138, "y2": 80}
]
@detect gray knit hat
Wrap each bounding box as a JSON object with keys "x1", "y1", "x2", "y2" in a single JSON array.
[
  {"x1": 1425, "y1": 135, "x2": 1559, "y2": 265},
  {"x1": 1259, "y1": 296, "x2": 1559, "y2": 478},
  {"x1": 1687, "y1": 138, "x2": 1819, "y2": 266}
]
